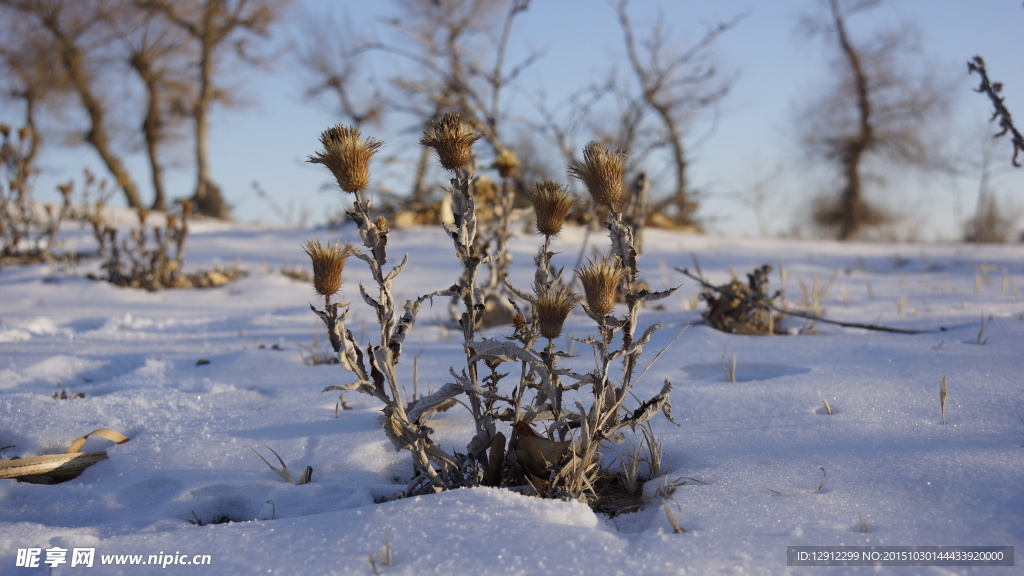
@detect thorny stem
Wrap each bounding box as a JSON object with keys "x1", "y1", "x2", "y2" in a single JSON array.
[
  {"x1": 535, "y1": 234, "x2": 555, "y2": 288},
  {"x1": 543, "y1": 338, "x2": 562, "y2": 423},
  {"x1": 606, "y1": 209, "x2": 642, "y2": 388},
  {"x1": 445, "y1": 166, "x2": 495, "y2": 469},
  {"x1": 310, "y1": 186, "x2": 463, "y2": 493}
]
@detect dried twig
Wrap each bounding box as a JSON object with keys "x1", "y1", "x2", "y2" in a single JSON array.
[
  {"x1": 968, "y1": 56, "x2": 1024, "y2": 167},
  {"x1": 677, "y1": 267, "x2": 928, "y2": 334}
]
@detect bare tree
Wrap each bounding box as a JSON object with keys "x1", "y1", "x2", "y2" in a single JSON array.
[
  {"x1": 298, "y1": 0, "x2": 537, "y2": 204},
  {"x1": 796, "y1": 0, "x2": 952, "y2": 240},
  {"x1": 137, "y1": 0, "x2": 284, "y2": 219},
  {"x1": 613, "y1": 0, "x2": 741, "y2": 227},
  {"x1": 0, "y1": 26, "x2": 62, "y2": 178},
  {"x1": 0, "y1": 0, "x2": 145, "y2": 209}
]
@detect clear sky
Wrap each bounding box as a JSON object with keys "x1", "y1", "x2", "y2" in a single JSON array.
[{"x1": 9, "y1": 0, "x2": 1024, "y2": 240}]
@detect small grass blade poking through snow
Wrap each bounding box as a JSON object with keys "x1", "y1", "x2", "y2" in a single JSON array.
[
  {"x1": 662, "y1": 498, "x2": 686, "y2": 534},
  {"x1": 819, "y1": 392, "x2": 833, "y2": 415},
  {"x1": 724, "y1": 351, "x2": 737, "y2": 383},
  {"x1": 814, "y1": 466, "x2": 827, "y2": 494},
  {"x1": 940, "y1": 374, "x2": 948, "y2": 425},
  {"x1": 369, "y1": 530, "x2": 393, "y2": 575},
  {"x1": 251, "y1": 446, "x2": 311, "y2": 486}
]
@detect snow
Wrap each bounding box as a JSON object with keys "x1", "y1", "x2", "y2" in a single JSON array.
[{"x1": 1, "y1": 220, "x2": 1021, "y2": 575}]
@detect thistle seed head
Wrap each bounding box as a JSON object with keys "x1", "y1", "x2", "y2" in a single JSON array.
[
  {"x1": 533, "y1": 282, "x2": 578, "y2": 340},
  {"x1": 475, "y1": 174, "x2": 499, "y2": 205},
  {"x1": 493, "y1": 148, "x2": 520, "y2": 178},
  {"x1": 527, "y1": 180, "x2": 575, "y2": 237},
  {"x1": 303, "y1": 238, "x2": 353, "y2": 298},
  {"x1": 576, "y1": 256, "x2": 625, "y2": 317},
  {"x1": 308, "y1": 125, "x2": 384, "y2": 193},
  {"x1": 374, "y1": 216, "x2": 390, "y2": 232},
  {"x1": 512, "y1": 312, "x2": 527, "y2": 331},
  {"x1": 568, "y1": 141, "x2": 628, "y2": 208},
  {"x1": 420, "y1": 112, "x2": 483, "y2": 171}
]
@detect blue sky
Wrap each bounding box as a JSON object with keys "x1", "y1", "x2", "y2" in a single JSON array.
[{"x1": 10, "y1": 0, "x2": 1024, "y2": 239}]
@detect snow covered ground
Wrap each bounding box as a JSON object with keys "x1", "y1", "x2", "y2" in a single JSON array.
[{"x1": 1, "y1": 220, "x2": 1021, "y2": 575}]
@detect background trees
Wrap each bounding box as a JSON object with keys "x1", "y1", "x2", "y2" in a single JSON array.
[
  {"x1": 297, "y1": 0, "x2": 536, "y2": 206},
  {"x1": 135, "y1": 0, "x2": 283, "y2": 219},
  {"x1": 611, "y1": 0, "x2": 741, "y2": 228},
  {"x1": 794, "y1": 0, "x2": 953, "y2": 240},
  {"x1": 0, "y1": 0, "x2": 145, "y2": 209},
  {"x1": 0, "y1": 1, "x2": 1017, "y2": 239},
  {"x1": 0, "y1": 0, "x2": 285, "y2": 218}
]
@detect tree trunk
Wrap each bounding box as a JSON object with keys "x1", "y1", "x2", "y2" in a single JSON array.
[
  {"x1": 133, "y1": 57, "x2": 168, "y2": 212},
  {"x1": 191, "y1": 36, "x2": 229, "y2": 219},
  {"x1": 143, "y1": 103, "x2": 168, "y2": 212},
  {"x1": 58, "y1": 39, "x2": 143, "y2": 210},
  {"x1": 832, "y1": 0, "x2": 872, "y2": 241}
]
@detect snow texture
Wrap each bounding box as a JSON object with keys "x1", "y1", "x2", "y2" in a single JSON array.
[{"x1": 1, "y1": 221, "x2": 1021, "y2": 575}]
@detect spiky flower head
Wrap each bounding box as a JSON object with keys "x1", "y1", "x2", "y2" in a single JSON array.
[
  {"x1": 475, "y1": 174, "x2": 498, "y2": 205},
  {"x1": 308, "y1": 125, "x2": 384, "y2": 193},
  {"x1": 374, "y1": 216, "x2": 390, "y2": 232},
  {"x1": 493, "y1": 147, "x2": 520, "y2": 178},
  {"x1": 527, "y1": 180, "x2": 575, "y2": 237},
  {"x1": 568, "y1": 141, "x2": 628, "y2": 208},
  {"x1": 420, "y1": 112, "x2": 483, "y2": 171},
  {"x1": 57, "y1": 182, "x2": 73, "y2": 200},
  {"x1": 303, "y1": 238, "x2": 353, "y2": 299},
  {"x1": 533, "y1": 281, "x2": 578, "y2": 340},
  {"x1": 576, "y1": 256, "x2": 625, "y2": 317}
]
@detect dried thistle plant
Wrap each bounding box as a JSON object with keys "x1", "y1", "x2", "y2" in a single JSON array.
[
  {"x1": 577, "y1": 257, "x2": 625, "y2": 319},
  {"x1": 569, "y1": 141, "x2": 628, "y2": 209},
  {"x1": 528, "y1": 180, "x2": 575, "y2": 238},
  {"x1": 533, "y1": 282, "x2": 578, "y2": 341},
  {"x1": 92, "y1": 200, "x2": 240, "y2": 290},
  {"x1": 1, "y1": 125, "x2": 75, "y2": 263},
  {"x1": 308, "y1": 125, "x2": 383, "y2": 193},
  {"x1": 303, "y1": 239, "x2": 352, "y2": 304},
  {"x1": 308, "y1": 123, "x2": 465, "y2": 494},
  {"x1": 306, "y1": 127, "x2": 680, "y2": 506},
  {"x1": 493, "y1": 147, "x2": 520, "y2": 179},
  {"x1": 420, "y1": 112, "x2": 483, "y2": 172}
]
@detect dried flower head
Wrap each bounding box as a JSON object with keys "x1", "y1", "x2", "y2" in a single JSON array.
[
  {"x1": 527, "y1": 180, "x2": 575, "y2": 237},
  {"x1": 303, "y1": 238, "x2": 353, "y2": 299},
  {"x1": 475, "y1": 174, "x2": 498, "y2": 205},
  {"x1": 57, "y1": 182, "x2": 73, "y2": 199},
  {"x1": 374, "y1": 216, "x2": 390, "y2": 232},
  {"x1": 533, "y1": 282, "x2": 578, "y2": 340},
  {"x1": 420, "y1": 112, "x2": 483, "y2": 171},
  {"x1": 512, "y1": 312, "x2": 527, "y2": 331},
  {"x1": 568, "y1": 141, "x2": 628, "y2": 208},
  {"x1": 308, "y1": 125, "x2": 384, "y2": 193},
  {"x1": 493, "y1": 148, "x2": 520, "y2": 178},
  {"x1": 576, "y1": 256, "x2": 625, "y2": 317}
]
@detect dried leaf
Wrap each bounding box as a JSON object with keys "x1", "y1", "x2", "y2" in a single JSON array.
[{"x1": 406, "y1": 382, "x2": 462, "y2": 422}]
